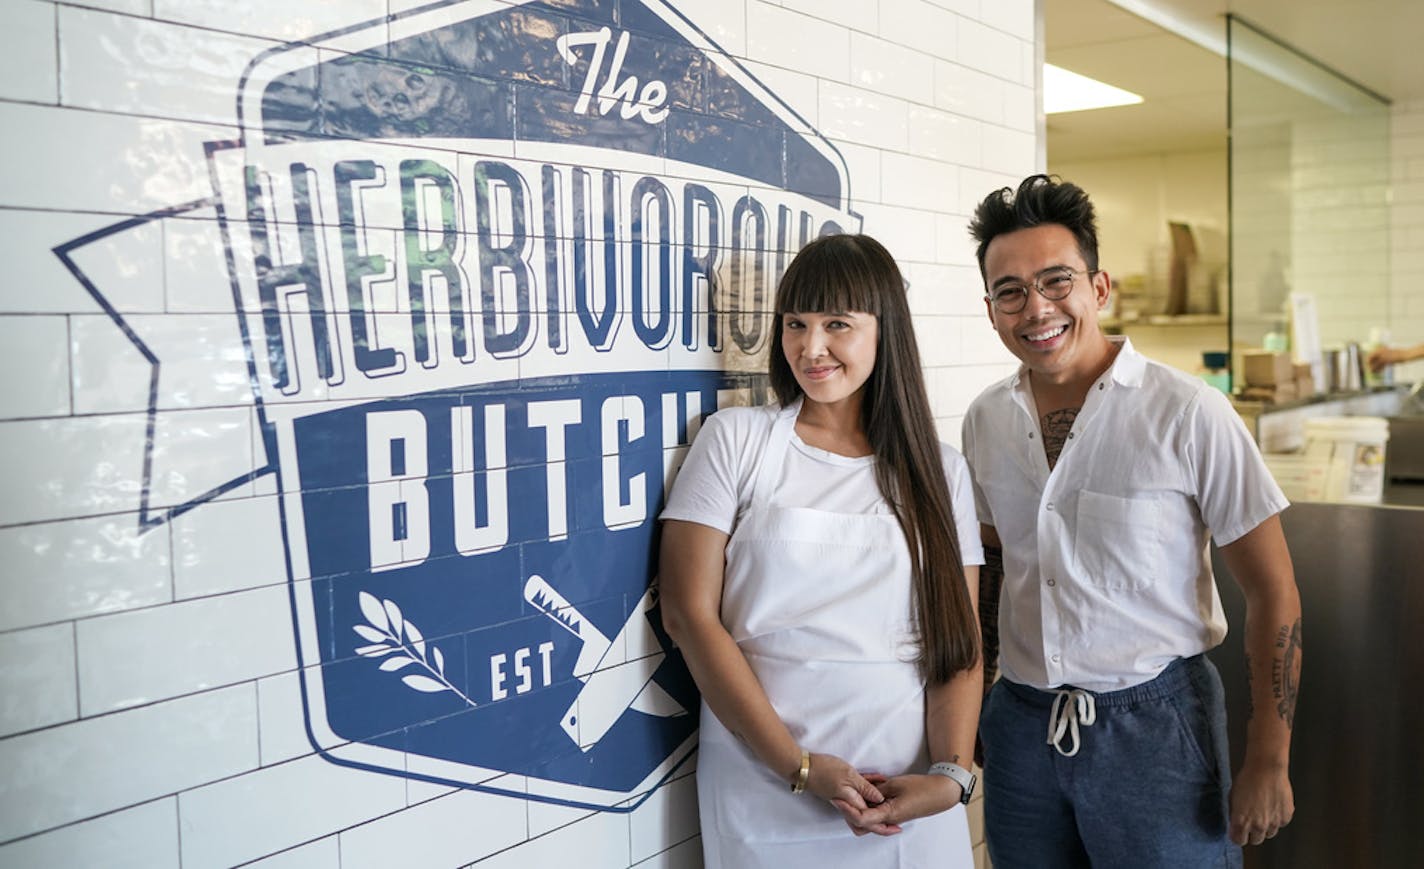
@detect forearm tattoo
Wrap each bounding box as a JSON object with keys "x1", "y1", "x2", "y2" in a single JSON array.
[
  {"x1": 979, "y1": 546, "x2": 1003, "y2": 695},
  {"x1": 1272, "y1": 619, "x2": 1303, "y2": 728},
  {"x1": 1040, "y1": 408, "x2": 1079, "y2": 469},
  {"x1": 1244, "y1": 652, "x2": 1255, "y2": 721}
]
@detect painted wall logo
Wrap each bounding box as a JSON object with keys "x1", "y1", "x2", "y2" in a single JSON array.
[{"x1": 56, "y1": 0, "x2": 858, "y2": 811}]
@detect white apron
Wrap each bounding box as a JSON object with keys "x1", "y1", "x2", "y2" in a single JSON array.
[{"x1": 696, "y1": 405, "x2": 972, "y2": 868}]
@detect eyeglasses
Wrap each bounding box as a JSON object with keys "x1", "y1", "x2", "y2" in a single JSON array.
[{"x1": 985, "y1": 267, "x2": 1097, "y2": 314}]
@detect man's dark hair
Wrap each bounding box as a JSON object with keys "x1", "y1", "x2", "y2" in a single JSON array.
[{"x1": 968, "y1": 174, "x2": 1099, "y2": 278}]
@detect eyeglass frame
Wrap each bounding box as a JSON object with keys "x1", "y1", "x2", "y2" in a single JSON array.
[{"x1": 984, "y1": 266, "x2": 1100, "y2": 314}]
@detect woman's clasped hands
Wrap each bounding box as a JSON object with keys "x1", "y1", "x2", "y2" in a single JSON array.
[{"x1": 825, "y1": 767, "x2": 965, "y2": 838}]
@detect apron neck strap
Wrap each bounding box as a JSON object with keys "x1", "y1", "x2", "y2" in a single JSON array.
[{"x1": 748, "y1": 400, "x2": 802, "y2": 510}]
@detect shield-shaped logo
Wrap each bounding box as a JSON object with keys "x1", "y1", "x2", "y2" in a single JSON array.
[{"x1": 62, "y1": 0, "x2": 859, "y2": 813}]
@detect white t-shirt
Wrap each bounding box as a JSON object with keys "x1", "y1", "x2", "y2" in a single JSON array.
[
  {"x1": 961, "y1": 337, "x2": 1289, "y2": 693},
  {"x1": 661, "y1": 402, "x2": 985, "y2": 567}
]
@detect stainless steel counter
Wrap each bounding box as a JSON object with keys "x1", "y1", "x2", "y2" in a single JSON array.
[
  {"x1": 1209, "y1": 500, "x2": 1424, "y2": 868},
  {"x1": 1383, "y1": 480, "x2": 1424, "y2": 509}
]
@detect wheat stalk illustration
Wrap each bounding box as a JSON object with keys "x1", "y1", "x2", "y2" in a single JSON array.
[{"x1": 352, "y1": 590, "x2": 476, "y2": 708}]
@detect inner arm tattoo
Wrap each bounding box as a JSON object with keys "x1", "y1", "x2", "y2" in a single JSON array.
[
  {"x1": 1272, "y1": 618, "x2": 1303, "y2": 728},
  {"x1": 1040, "y1": 408, "x2": 1079, "y2": 469},
  {"x1": 1244, "y1": 652, "x2": 1255, "y2": 721}
]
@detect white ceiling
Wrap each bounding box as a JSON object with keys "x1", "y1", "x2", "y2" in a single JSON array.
[
  {"x1": 1045, "y1": 0, "x2": 1424, "y2": 163},
  {"x1": 1140, "y1": 0, "x2": 1424, "y2": 103}
]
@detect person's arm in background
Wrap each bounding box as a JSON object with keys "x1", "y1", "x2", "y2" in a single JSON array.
[
  {"x1": 1217, "y1": 513, "x2": 1302, "y2": 847},
  {"x1": 978, "y1": 525, "x2": 1003, "y2": 696},
  {"x1": 844, "y1": 566, "x2": 983, "y2": 836},
  {"x1": 659, "y1": 520, "x2": 887, "y2": 814},
  {"x1": 971, "y1": 524, "x2": 1004, "y2": 768},
  {"x1": 1367, "y1": 341, "x2": 1424, "y2": 372}
]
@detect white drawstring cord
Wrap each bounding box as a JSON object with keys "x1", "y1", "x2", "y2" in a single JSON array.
[{"x1": 1048, "y1": 688, "x2": 1097, "y2": 757}]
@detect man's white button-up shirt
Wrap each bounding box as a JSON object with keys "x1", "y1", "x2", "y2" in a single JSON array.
[{"x1": 962, "y1": 338, "x2": 1288, "y2": 693}]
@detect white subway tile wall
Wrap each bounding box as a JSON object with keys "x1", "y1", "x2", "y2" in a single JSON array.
[
  {"x1": 0, "y1": 103, "x2": 235, "y2": 214},
  {"x1": 56, "y1": 7, "x2": 276, "y2": 127},
  {"x1": 152, "y1": 0, "x2": 388, "y2": 42},
  {"x1": 0, "y1": 684, "x2": 259, "y2": 842},
  {"x1": 851, "y1": 31, "x2": 937, "y2": 105},
  {"x1": 0, "y1": 1, "x2": 1035, "y2": 866},
  {"x1": 1392, "y1": 99, "x2": 1424, "y2": 382},
  {"x1": 0, "y1": 314, "x2": 71, "y2": 418},
  {"x1": 0, "y1": 798, "x2": 182, "y2": 869},
  {"x1": 0, "y1": 515, "x2": 174, "y2": 631},
  {"x1": 0, "y1": 623, "x2": 78, "y2": 737},
  {"x1": 0, "y1": 2, "x2": 59, "y2": 105},
  {"x1": 176, "y1": 754, "x2": 408, "y2": 867},
  {"x1": 242, "y1": 836, "x2": 342, "y2": 869}
]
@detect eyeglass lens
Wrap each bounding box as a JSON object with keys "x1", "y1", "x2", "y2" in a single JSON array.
[{"x1": 990, "y1": 268, "x2": 1080, "y2": 313}]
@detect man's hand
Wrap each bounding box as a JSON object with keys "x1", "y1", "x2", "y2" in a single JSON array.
[{"x1": 1229, "y1": 759, "x2": 1294, "y2": 846}]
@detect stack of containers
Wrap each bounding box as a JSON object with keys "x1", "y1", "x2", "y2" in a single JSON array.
[
  {"x1": 1300, "y1": 417, "x2": 1390, "y2": 503},
  {"x1": 1239, "y1": 350, "x2": 1313, "y2": 404}
]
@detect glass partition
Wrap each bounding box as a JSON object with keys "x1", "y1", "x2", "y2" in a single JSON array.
[{"x1": 1228, "y1": 16, "x2": 1390, "y2": 389}]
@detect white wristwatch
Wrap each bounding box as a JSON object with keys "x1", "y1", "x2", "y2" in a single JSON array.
[{"x1": 927, "y1": 761, "x2": 977, "y2": 804}]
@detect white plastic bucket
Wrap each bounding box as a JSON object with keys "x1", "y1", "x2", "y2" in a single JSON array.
[
  {"x1": 1302, "y1": 416, "x2": 1390, "y2": 503},
  {"x1": 1263, "y1": 452, "x2": 1325, "y2": 502}
]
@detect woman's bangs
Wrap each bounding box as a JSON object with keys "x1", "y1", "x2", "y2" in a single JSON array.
[{"x1": 775, "y1": 247, "x2": 882, "y2": 316}]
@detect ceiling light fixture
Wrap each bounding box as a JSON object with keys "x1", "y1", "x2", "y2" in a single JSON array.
[{"x1": 1044, "y1": 63, "x2": 1144, "y2": 114}]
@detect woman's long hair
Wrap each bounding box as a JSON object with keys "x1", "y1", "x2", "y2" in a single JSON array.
[{"x1": 768, "y1": 234, "x2": 979, "y2": 683}]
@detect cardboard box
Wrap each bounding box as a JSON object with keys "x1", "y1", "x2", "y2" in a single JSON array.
[
  {"x1": 1243, "y1": 351, "x2": 1293, "y2": 386},
  {"x1": 1240, "y1": 380, "x2": 1299, "y2": 404}
]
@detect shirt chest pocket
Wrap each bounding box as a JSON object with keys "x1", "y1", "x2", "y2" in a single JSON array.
[{"x1": 1074, "y1": 490, "x2": 1165, "y2": 591}]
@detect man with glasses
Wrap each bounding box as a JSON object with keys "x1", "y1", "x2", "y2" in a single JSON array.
[{"x1": 961, "y1": 175, "x2": 1301, "y2": 868}]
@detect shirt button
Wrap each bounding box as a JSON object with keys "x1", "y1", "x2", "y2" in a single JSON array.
[
  {"x1": 1051, "y1": 654, "x2": 1061, "y2": 663},
  {"x1": 1046, "y1": 503, "x2": 1054, "y2": 511},
  {"x1": 1028, "y1": 432, "x2": 1035, "y2": 439},
  {"x1": 1067, "y1": 432, "x2": 1075, "y2": 439},
  {"x1": 1098, "y1": 383, "x2": 1105, "y2": 390},
  {"x1": 1047, "y1": 578, "x2": 1056, "y2": 587}
]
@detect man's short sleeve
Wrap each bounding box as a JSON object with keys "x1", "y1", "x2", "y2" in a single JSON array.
[
  {"x1": 1185, "y1": 386, "x2": 1290, "y2": 546},
  {"x1": 960, "y1": 408, "x2": 996, "y2": 528}
]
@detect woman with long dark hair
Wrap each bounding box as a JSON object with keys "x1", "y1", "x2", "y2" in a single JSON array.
[{"x1": 660, "y1": 234, "x2": 983, "y2": 866}]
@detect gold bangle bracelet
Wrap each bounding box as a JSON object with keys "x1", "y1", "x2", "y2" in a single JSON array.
[{"x1": 790, "y1": 749, "x2": 810, "y2": 794}]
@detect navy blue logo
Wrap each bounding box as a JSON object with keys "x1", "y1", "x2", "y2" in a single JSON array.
[{"x1": 57, "y1": 0, "x2": 857, "y2": 811}]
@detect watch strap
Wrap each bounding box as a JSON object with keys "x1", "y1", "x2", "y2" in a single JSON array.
[{"x1": 926, "y1": 761, "x2": 976, "y2": 804}]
